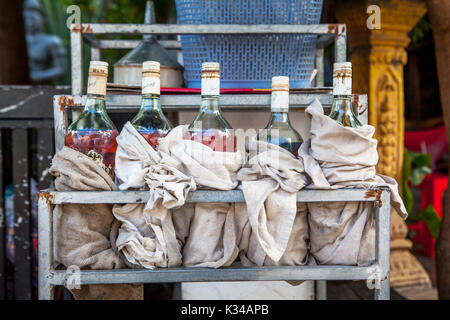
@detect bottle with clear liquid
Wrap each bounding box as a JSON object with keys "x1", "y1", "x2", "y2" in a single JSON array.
[
  {"x1": 328, "y1": 62, "x2": 362, "y2": 128},
  {"x1": 256, "y1": 76, "x2": 303, "y2": 158},
  {"x1": 185, "y1": 62, "x2": 236, "y2": 152},
  {"x1": 131, "y1": 61, "x2": 172, "y2": 148},
  {"x1": 64, "y1": 61, "x2": 119, "y2": 178}
]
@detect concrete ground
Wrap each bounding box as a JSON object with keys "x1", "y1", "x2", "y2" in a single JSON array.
[{"x1": 326, "y1": 253, "x2": 439, "y2": 300}]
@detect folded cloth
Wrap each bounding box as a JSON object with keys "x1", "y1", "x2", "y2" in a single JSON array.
[
  {"x1": 113, "y1": 123, "x2": 243, "y2": 269},
  {"x1": 157, "y1": 125, "x2": 244, "y2": 268},
  {"x1": 181, "y1": 203, "x2": 239, "y2": 268},
  {"x1": 49, "y1": 146, "x2": 142, "y2": 300},
  {"x1": 299, "y1": 99, "x2": 407, "y2": 266},
  {"x1": 235, "y1": 140, "x2": 310, "y2": 266},
  {"x1": 113, "y1": 122, "x2": 195, "y2": 269},
  {"x1": 157, "y1": 125, "x2": 243, "y2": 190}
]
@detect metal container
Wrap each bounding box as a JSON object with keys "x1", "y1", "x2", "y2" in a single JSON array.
[{"x1": 113, "y1": 1, "x2": 183, "y2": 88}]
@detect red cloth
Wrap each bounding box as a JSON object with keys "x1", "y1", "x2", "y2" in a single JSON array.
[
  {"x1": 405, "y1": 125, "x2": 447, "y2": 257},
  {"x1": 409, "y1": 172, "x2": 447, "y2": 257},
  {"x1": 404, "y1": 125, "x2": 447, "y2": 170}
]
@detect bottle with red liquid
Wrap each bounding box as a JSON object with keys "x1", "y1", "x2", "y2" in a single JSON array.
[
  {"x1": 185, "y1": 62, "x2": 236, "y2": 152},
  {"x1": 64, "y1": 61, "x2": 119, "y2": 178},
  {"x1": 256, "y1": 76, "x2": 303, "y2": 158},
  {"x1": 131, "y1": 61, "x2": 172, "y2": 148}
]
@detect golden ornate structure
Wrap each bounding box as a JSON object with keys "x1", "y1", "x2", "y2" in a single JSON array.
[{"x1": 336, "y1": 0, "x2": 431, "y2": 287}]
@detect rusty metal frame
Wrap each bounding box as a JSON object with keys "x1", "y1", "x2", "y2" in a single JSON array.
[
  {"x1": 38, "y1": 187, "x2": 390, "y2": 300},
  {"x1": 70, "y1": 23, "x2": 347, "y2": 95},
  {"x1": 41, "y1": 91, "x2": 378, "y2": 301},
  {"x1": 38, "y1": 187, "x2": 391, "y2": 300},
  {"x1": 38, "y1": 23, "x2": 392, "y2": 301}
]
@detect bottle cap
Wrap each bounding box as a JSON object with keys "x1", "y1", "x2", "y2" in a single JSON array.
[
  {"x1": 272, "y1": 76, "x2": 289, "y2": 92},
  {"x1": 89, "y1": 61, "x2": 108, "y2": 77},
  {"x1": 142, "y1": 61, "x2": 160, "y2": 95},
  {"x1": 87, "y1": 61, "x2": 108, "y2": 96},
  {"x1": 142, "y1": 61, "x2": 160, "y2": 75},
  {"x1": 201, "y1": 62, "x2": 220, "y2": 95},
  {"x1": 271, "y1": 76, "x2": 289, "y2": 112},
  {"x1": 333, "y1": 62, "x2": 352, "y2": 96},
  {"x1": 201, "y1": 62, "x2": 220, "y2": 74}
]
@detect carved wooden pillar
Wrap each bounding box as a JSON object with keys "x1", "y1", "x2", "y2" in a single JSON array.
[{"x1": 336, "y1": 0, "x2": 431, "y2": 287}]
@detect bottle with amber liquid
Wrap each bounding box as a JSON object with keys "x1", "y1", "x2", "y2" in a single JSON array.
[
  {"x1": 131, "y1": 61, "x2": 173, "y2": 148},
  {"x1": 328, "y1": 62, "x2": 362, "y2": 128},
  {"x1": 256, "y1": 76, "x2": 303, "y2": 158},
  {"x1": 185, "y1": 62, "x2": 236, "y2": 152},
  {"x1": 64, "y1": 61, "x2": 119, "y2": 178}
]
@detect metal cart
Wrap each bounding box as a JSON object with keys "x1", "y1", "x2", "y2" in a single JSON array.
[{"x1": 38, "y1": 23, "x2": 391, "y2": 300}]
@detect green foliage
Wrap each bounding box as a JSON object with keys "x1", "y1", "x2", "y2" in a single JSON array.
[
  {"x1": 409, "y1": 15, "x2": 431, "y2": 45},
  {"x1": 402, "y1": 150, "x2": 432, "y2": 213},
  {"x1": 39, "y1": 0, "x2": 176, "y2": 84},
  {"x1": 58, "y1": 0, "x2": 175, "y2": 24},
  {"x1": 408, "y1": 205, "x2": 441, "y2": 239},
  {"x1": 402, "y1": 149, "x2": 441, "y2": 240}
]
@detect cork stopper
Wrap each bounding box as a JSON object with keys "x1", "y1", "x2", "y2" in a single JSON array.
[
  {"x1": 333, "y1": 62, "x2": 352, "y2": 96},
  {"x1": 142, "y1": 61, "x2": 160, "y2": 95},
  {"x1": 87, "y1": 61, "x2": 108, "y2": 97},
  {"x1": 201, "y1": 62, "x2": 220, "y2": 95},
  {"x1": 271, "y1": 76, "x2": 289, "y2": 112}
]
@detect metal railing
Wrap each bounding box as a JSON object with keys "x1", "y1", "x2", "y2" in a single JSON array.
[{"x1": 0, "y1": 86, "x2": 70, "y2": 299}]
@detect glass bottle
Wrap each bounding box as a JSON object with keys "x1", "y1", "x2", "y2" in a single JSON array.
[
  {"x1": 131, "y1": 61, "x2": 172, "y2": 148},
  {"x1": 328, "y1": 62, "x2": 362, "y2": 127},
  {"x1": 256, "y1": 76, "x2": 303, "y2": 158},
  {"x1": 185, "y1": 62, "x2": 236, "y2": 152},
  {"x1": 65, "y1": 61, "x2": 119, "y2": 178}
]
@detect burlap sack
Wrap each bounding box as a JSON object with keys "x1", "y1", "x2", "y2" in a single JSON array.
[
  {"x1": 113, "y1": 122, "x2": 195, "y2": 269},
  {"x1": 299, "y1": 99, "x2": 407, "y2": 266},
  {"x1": 235, "y1": 140, "x2": 310, "y2": 267},
  {"x1": 50, "y1": 147, "x2": 143, "y2": 300},
  {"x1": 157, "y1": 125, "x2": 244, "y2": 268}
]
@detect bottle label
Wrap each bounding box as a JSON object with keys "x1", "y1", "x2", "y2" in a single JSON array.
[
  {"x1": 201, "y1": 77, "x2": 220, "y2": 96},
  {"x1": 142, "y1": 74, "x2": 160, "y2": 95},
  {"x1": 271, "y1": 91, "x2": 289, "y2": 112},
  {"x1": 87, "y1": 71, "x2": 107, "y2": 97}
]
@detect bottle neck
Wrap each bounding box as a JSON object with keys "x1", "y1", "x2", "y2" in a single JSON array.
[
  {"x1": 141, "y1": 93, "x2": 162, "y2": 112},
  {"x1": 269, "y1": 110, "x2": 290, "y2": 124},
  {"x1": 330, "y1": 95, "x2": 353, "y2": 113},
  {"x1": 329, "y1": 95, "x2": 362, "y2": 127},
  {"x1": 200, "y1": 95, "x2": 221, "y2": 113},
  {"x1": 84, "y1": 94, "x2": 107, "y2": 113}
]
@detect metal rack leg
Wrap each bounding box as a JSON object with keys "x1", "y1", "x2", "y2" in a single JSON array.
[
  {"x1": 374, "y1": 191, "x2": 391, "y2": 300},
  {"x1": 375, "y1": 275, "x2": 390, "y2": 300},
  {"x1": 38, "y1": 197, "x2": 55, "y2": 300},
  {"x1": 315, "y1": 280, "x2": 327, "y2": 300}
]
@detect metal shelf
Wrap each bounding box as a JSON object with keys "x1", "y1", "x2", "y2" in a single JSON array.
[
  {"x1": 37, "y1": 22, "x2": 390, "y2": 301},
  {"x1": 38, "y1": 187, "x2": 391, "y2": 300}
]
